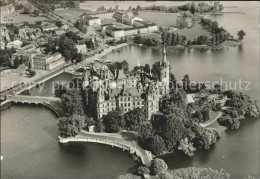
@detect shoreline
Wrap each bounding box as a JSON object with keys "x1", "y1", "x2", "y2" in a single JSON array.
[{"x1": 132, "y1": 40, "x2": 242, "y2": 51}]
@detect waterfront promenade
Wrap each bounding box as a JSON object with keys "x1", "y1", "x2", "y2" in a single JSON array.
[{"x1": 59, "y1": 130, "x2": 153, "y2": 165}]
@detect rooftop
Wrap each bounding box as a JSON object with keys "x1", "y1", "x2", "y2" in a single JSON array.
[
  {"x1": 101, "y1": 23, "x2": 115, "y2": 27},
  {"x1": 84, "y1": 15, "x2": 100, "y2": 20}
]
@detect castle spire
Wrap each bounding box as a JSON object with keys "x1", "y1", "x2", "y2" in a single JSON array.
[
  {"x1": 137, "y1": 59, "x2": 140, "y2": 67},
  {"x1": 162, "y1": 45, "x2": 167, "y2": 64}
]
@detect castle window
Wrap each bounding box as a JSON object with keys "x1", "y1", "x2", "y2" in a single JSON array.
[{"x1": 128, "y1": 103, "x2": 130, "y2": 107}]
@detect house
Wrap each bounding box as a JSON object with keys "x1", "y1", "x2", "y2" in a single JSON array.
[
  {"x1": 7, "y1": 40, "x2": 23, "y2": 49},
  {"x1": 83, "y1": 16, "x2": 101, "y2": 26}
]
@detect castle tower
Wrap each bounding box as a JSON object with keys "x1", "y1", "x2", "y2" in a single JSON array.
[
  {"x1": 82, "y1": 68, "x2": 89, "y2": 88},
  {"x1": 97, "y1": 86, "x2": 105, "y2": 102},
  {"x1": 100, "y1": 65, "x2": 110, "y2": 89},
  {"x1": 160, "y1": 46, "x2": 170, "y2": 95}
]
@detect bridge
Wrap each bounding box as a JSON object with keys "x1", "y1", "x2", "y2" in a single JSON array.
[
  {"x1": 1, "y1": 95, "x2": 61, "y2": 116},
  {"x1": 58, "y1": 131, "x2": 153, "y2": 165}
]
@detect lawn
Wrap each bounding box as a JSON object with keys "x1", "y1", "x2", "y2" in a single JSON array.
[
  {"x1": 2, "y1": 11, "x2": 47, "y2": 24},
  {"x1": 54, "y1": 8, "x2": 91, "y2": 23},
  {"x1": 173, "y1": 23, "x2": 211, "y2": 41},
  {"x1": 138, "y1": 11, "x2": 179, "y2": 27}
]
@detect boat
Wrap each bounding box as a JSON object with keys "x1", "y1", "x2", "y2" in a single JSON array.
[{"x1": 1, "y1": 156, "x2": 3, "y2": 160}]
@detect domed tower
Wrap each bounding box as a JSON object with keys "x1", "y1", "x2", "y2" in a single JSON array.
[{"x1": 160, "y1": 46, "x2": 170, "y2": 94}]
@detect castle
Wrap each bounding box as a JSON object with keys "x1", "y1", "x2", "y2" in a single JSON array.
[{"x1": 83, "y1": 46, "x2": 170, "y2": 121}]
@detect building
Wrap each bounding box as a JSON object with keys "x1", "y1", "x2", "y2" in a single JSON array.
[
  {"x1": 122, "y1": 16, "x2": 143, "y2": 26},
  {"x1": 33, "y1": 53, "x2": 65, "y2": 71},
  {"x1": 76, "y1": 44, "x2": 87, "y2": 54},
  {"x1": 105, "y1": 26, "x2": 125, "y2": 38},
  {"x1": 7, "y1": 40, "x2": 23, "y2": 49},
  {"x1": 11, "y1": 44, "x2": 40, "y2": 60},
  {"x1": 133, "y1": 20, "x2": 158, "y2": 32},
  {"x1": 124, "y1": 27, "x2": 138, "y2": 36},
  {"x1": 83, "y1": 46, "x2": 170, "y2": 120},
  {"x1": 113, "y1": 11, "x2": 139, "y2": 23},
  {"x1": 42, "y1": 24, "x2": 59, "y2": 32},
  {"x1": 0, "y1": 3, "x2": 15, "y2": 21},
  {"x1": 101, "y1": 24, "x2": 115, "y2": 32},
  {"x1": 83, "y1": 16, "x2": 101, "y2": 26},
  {"x1": 84, "y1": 11, "x2": 114, "y2": 19}
]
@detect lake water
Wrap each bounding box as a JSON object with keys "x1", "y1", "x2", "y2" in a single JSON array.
[
  {"x1": 1, "y1": 1, "x2": 260, "y2": 179},
  {"x1": 1, "y1": 104, "x2": 137, "y2": 179}
]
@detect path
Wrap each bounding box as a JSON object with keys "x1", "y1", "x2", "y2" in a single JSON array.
[
  {"x1": 200, "y1": 111, "x2": 223, "y2": 127},
  {"x1": 59, "y1": 130, "x2": 153, "y2": 165}
]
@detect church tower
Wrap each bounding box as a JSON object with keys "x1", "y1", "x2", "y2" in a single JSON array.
[{"x1": 159, "y1": 46, "x2": 170, "y2": 95}]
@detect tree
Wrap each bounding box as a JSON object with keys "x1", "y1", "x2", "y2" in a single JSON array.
[
  {"x1": 190, "y1": 2, "x2": 197, "y2": 14},
  {"x1": 151, "y1": 61, "x2": 161, "y2": 81},
  {"x1": 33, "y1": 9, "x2": 40, "y2": 16},
  {"x1": 182, "y1": 74, "x2": 190, "y2": 93},
  {"x1": 58, "y1": 115, "x2": 85, "y2": 137},
  {"x1": 149, "y1": 158, "x2": 168, "y2": 176},
  {"x1": 171, "y1": 167, "x2": 230, "y2": 179},
  {"x1": 169, "y1": 73, "x2": 177, "y2": 92},
  {"x1": 55, "y1": 21, "x2": 63, "y2": 28},
  {"x1": 196, "y1": 35, "x2": 208, "y2": 45},
  {"x1": 137, "y1": 123, "x2": 155, "y2": 148},
  {"x1": 192, "y1": 126, "x2": 220, "y2": 149},
  {"x1": 14, "y1": 57, "x2": 21, "y2": 68},
  {"x1": 159, "y1": 114, "x2": 192, "y2": 151},
  {"x1": 117, "y1": 174, "x2": 141, "y2": 179},
  {"x1": 178, "y1": 137, "x2": 196, "y2": 156},
  {"x1": 103, "y1": 110, "x2": 125, "y2": 133},
  {"x1": 148, "y1": 135, "x2": 166, "y2": 155},
  {"x1": 237, "y1": 30, "x2": 246, "y2": 40},
  {"x1": 218, "y1": 116, "x2": 240, "y2": 130},
  {"x1": 144, "y1": 64, "x2": 151, "y2": 74},
  {"x1": 23, "y1": 5, "x2": 31, "y2": 14},
  {"x1": 138, "y1": 166, "x2": 150, "y2": 176},
  {"x1": 95, "y1": 121, "x2": 105, "y2": 132},
  {"x1": 124, "y1": 108, "x2": 147, "y2": 131},
  {"x1": 97, "y1": 5, "x2": 106, "y2": 11}
]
